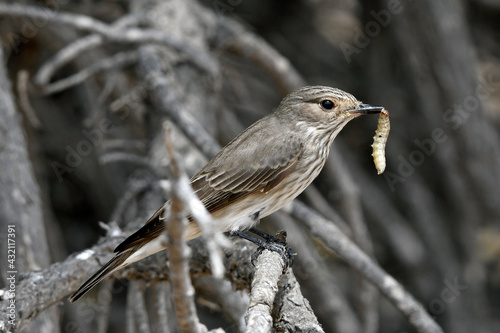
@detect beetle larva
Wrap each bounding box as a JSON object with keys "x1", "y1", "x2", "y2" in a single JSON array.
[{"x1": 371, "y1": 109, "x2": 390, "y2": 174}]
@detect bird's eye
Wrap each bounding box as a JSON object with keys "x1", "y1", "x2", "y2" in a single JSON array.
[{"x1": 320, "y1": 99, "x2": 335, "y2": 110}]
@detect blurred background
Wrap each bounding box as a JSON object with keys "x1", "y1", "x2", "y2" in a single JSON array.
[{"x1": 1, "y1": 0, "x2": 500, "y2": 332}]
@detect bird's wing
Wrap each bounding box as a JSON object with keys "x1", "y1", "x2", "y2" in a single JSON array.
[
  {"x1": 114, "y1": 118, "x2": 303, "y2": 251},
  {"x1": 71, "y1": 133, "x2": 303, "y2": 302},
  {"x1": 113, "y1": 206, "x2": 167, "y2": 253},
  {"x1": 70, "y1": 118, "x2": 304, "y2": 302},
  {"x1": 191, "y1": 127, "x2": 304, "y2": 215}
]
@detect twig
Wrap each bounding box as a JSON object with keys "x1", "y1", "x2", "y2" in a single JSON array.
[
  {"x1": 164, "y1": 127, "x2": 208, "y2": 333},
  {"x1": 212, "y1": 18, "x2": 305, "y2": 94},
  {"x1": 193, "y1": 276, "x2": 247, "y2": 332},
  {"x1": 33, "y1": 12, "x2": 144, "y2": 86},
  {"x1": 99, "y1": 151, "x2": 151, "y2": 167},
  {"x1": 96, "y1": 279, "x2": 113, "y2": 333},
  {"x1": 128, "y1": 281, "x2": 152, "y2": 333},
  {"x1": 0, "y1": 46, "x2": 56, "y2": 332},
  {"x1": 139, "y1": 46, "x2": 222, "y2": 158},
  {"x1": 244, "y1": 245, "x2": 324, "y2": 333},
  {"x1": 16, "y1": 70, "x2": 42, "y2": 129},
  {"x1": 34, "y1": 51, "x2": 140, "y2": 95},
  {"x1": 325, "y1": 151, "x2": 379, "y2": 333},
  {"x1": 339, "y1": 148, "x2": 426, "y2": 267},
  {"x1": 109, "y1": 171, "x2": 157, "y2": 225},
  {"x1": 0, "y1": 3, "x2": 217, "y2": 74},
  {"x1": 152, "y1": 282, "x2": 174, "y2": 333},
  {"x1": 302, "y1": 184, "x2": 352, "y2": 237},
  {"x1": 164, "y1": 123, "x2": 229, "y2": 277},
  {"x1": 288, "y1": 201, "x2": 444, "y2": 333},
  {"x1": 126, "y1": 283, "x2": 137, "y2": 333},
  {"x1": 244, "y1": 249, "x2": 285, "y2": 333}
]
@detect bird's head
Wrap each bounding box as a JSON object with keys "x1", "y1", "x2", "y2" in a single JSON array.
[{"x1": 277, "y1": 86, "x2": 383, "y2": 133}]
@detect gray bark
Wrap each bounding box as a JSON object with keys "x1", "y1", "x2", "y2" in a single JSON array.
[{"x1": 0, "y1": 46, "x2": 58, "y2": 333}]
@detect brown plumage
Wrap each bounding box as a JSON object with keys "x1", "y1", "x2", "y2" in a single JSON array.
[{"x1": 70, "y1": 86, "x2": 383, "y2": 302}]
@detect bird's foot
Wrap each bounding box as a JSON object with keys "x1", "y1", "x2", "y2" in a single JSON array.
[{"x1": 231, "y1": 228, "x2": 294, "y2": 272}]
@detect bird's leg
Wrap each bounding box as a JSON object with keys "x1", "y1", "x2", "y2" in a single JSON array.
[
  {"x1": 249, "y1": 228, "x2": 294, "y2": 268},
  {"x1": 230, "y1": 228, "x2": 294, "y2": 272}
]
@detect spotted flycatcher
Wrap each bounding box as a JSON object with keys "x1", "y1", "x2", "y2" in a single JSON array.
[{"x1": 71, "y1": 85, "x2": 383, "y2": 301}]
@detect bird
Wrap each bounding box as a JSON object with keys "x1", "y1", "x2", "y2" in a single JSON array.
[{"x1": 70, "y1": 85, "x2": 383, "y2": 302}]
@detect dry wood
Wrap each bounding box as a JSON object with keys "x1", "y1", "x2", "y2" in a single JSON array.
[{"x1": 0, "y1": 0, "x2": 498, "y2": 332}]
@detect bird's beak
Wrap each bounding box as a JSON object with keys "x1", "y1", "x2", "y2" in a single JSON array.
[{"x1": 349, "y1": 103, "x2": 384, "y2": 115}]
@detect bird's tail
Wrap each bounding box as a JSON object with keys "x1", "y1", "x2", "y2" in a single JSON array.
[
  {"x1": 70, "y1": 212, "x2": 168, "y2": 302},
  {"x1": 70, "y1": 208, "x2": 201, "y2": 302},
  {"x1": 70, "y1": 233, "x2": 166, "y2": 302},
  {"x1": 70, "y1": 251, "x2": 130, "y2": 302}
]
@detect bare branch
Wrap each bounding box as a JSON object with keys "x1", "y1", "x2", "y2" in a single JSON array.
[
  {"x1": 193, "y1": 277, "x2": 247, "y2": 332},
  {"x1": 96, "y1": 280, "x2": 113, "y2": 333},
  {"x1": 34, "y1": 12, "x2": 145, "y2": 86},
  {"x1": 164, "y1": 123, "x2": 229, "y2": 277},
  {"x1": 244, "y1": 246, "x2": 324, "y2": 333},
  {"x1": 127, "y1": 281, "x2": 152, "y2": 333},
  {"x1": 212, "y1": 18, "x2": 305, "y2": 94},
  {"x1": 244, "y1": 249, "x2": 284, "y2": 333},
  {"x1": 164, "y1": 126, "x2": 208, "y2": 333},
  {"x1": 0, "y1": 46, "x2": 57, "y2": 332},
  {"x1": 274, "y1": 271, "x2": 324, "y2": 333},
  {"x1": 151, "y1": 282, "x2": 175, "y2": 333},
  {"x1": 139, "y1": 46, "x2": 222, "y2": 158},
  {"x1": 16, "y1": 70, "x2": 42, "y2": 129},
  {"x1": 0, "y1": 237, "x2": 122, "y2": 330},
  {"x1": 272, "y1": 212, "x2": 361, "y2": 333},
  {"x1": 35, "y1": 51, "x2": 140, "y2": 96},
  {"x1": 0, "y1": 3, "x2": 217, "y2": 74},
  {"x1": 0, "y1": 232, "x2": 259, "y2": 331},
  {"x1": 325, "y1": 151, "x2": 379, "y2": 333},
  {"x1": 288, "y1": 201, "x2": 444, "y2": 333},
  {"x1": 302, "y1": 185, "x2": 352, "y2": 236},
  {"x1": 99, "y1": 151, "x2": 151, "y2": 167}
]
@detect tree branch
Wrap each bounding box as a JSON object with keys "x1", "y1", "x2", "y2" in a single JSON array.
[
  {"x1": 34, "y1": 51, "x2": 140, "y2": 96},
  {"x1": 244, "y1": 249, "x2": 284, "y2": 333},
  {"x1": 33, "y1": 11, "x2": 145, "y2": 86},
  {"x1": 139, "y1": 46, "x2": 222, "y2": 158},
  {"x1": 0, "y1": 3, "x2": 217, "y2": 74},
  {"x1": 274, "y1": 271, "x2": 324, "y2": 333},
  {"x1": 288, "y1": 201, "x2": 444, "y2": 333},
  {"x1": 212, "y1": 18, "x2": 305, "y2": 94},
  {"x1": 0, "y1": 45, "x2": 58, "y2": 333},
  {"x1": 164, "y1": 126, "x2": 208, "y2": 333}
]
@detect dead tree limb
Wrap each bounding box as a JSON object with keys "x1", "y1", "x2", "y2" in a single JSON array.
[
  {"x1": 0, "y1": 46, "x2": 58, "y2": 333},
  {"x1": 244, "y1": 249, "x2": 284, "y2": 333},
  {"x1": 0, "y1": 3, "x2": 216, "y2": 74},
  {"x1": 164, "y1": 126, "x2": 208, "y2": 333},
  {"x1": 289, "y1": 201, "x2": 444, "y2": 333}
]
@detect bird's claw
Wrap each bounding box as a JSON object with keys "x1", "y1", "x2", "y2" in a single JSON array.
[
  {"x1": 250, "y1": 240, "x2": 294, "y2": 273},
  {"x1": 231, "y1": 228, "x2": 295, "y2": 273},
  {"x1": 249, "y1": 230, "x2": 294, "y2": 272}
]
